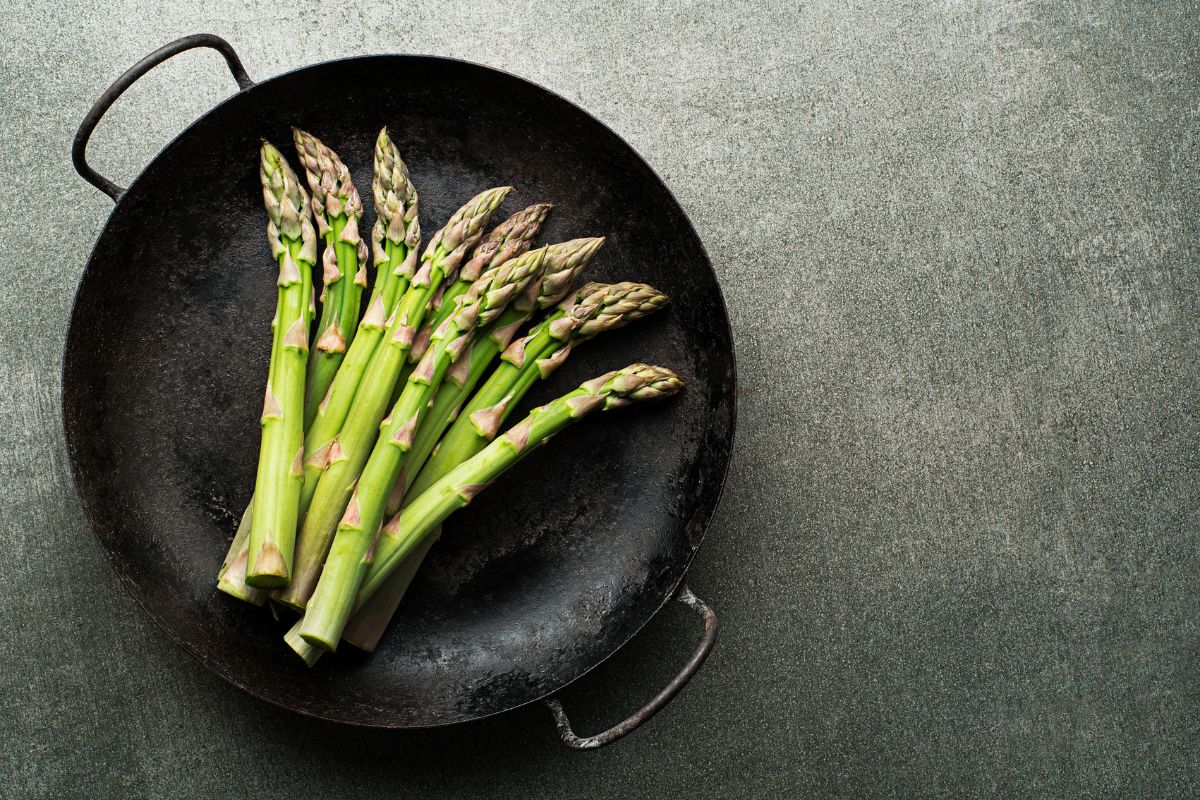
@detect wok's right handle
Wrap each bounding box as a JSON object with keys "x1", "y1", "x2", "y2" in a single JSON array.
[
  {"x1": 543, "y1": 585, "x2": 718, "y2": 750},
  {"x1": 72, "y1": 33, "x2": 254, "y2": 202}
]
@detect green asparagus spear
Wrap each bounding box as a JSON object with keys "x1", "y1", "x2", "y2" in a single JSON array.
[
  {"x1": 217, "y1": 128, "x2": 418, "y2": 602},
  {"x1": 273, "y1": 186, "x2": 511, "y2": 609},
  {"x1": 298, "y1": 247, "x2": 548, "y2": 647},
  {"x1": 293, "y1": 130, "x2": 368, "y2": 427},
  {"x1": 285, "y1": 364, "x2": 683, "y2": 659},
  {"x1": 244, "y1": 142, "x2": 317, "y2": 588}
]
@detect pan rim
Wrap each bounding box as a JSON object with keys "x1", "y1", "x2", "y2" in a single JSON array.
[{"x1": 62, "y1": 51, "x2": 738, "y2": 729}]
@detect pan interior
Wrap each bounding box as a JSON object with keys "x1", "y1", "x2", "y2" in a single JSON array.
[{"x1": 63, "y1": 56, "x2": 734, "y2": 727}]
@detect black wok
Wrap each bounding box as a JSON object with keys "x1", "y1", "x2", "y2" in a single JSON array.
[{"x1": 64, "y1": 34, "x2": 735, "y2": 748}]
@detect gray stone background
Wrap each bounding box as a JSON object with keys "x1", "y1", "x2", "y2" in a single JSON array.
[{"x1": 1, "y1": 1, "x2": 1196, "y2": 797}]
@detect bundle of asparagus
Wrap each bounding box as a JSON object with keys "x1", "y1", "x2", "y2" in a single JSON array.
[{"x1": 215, "y1": 127, "x2": 681, "y2": 665}]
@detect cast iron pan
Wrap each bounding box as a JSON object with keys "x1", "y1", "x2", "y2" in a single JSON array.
[{"x1": 64, "y1": 34, "x2": 735, "y2": 748}]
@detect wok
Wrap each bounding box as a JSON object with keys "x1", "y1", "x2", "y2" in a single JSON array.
[{"x1": 65, "y1": 34, "x2": 735, "y2": 748}]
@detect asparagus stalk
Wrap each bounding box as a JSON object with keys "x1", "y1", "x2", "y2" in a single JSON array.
[
  {"x1": 273, "y1": 186, "x2": 511, "y2": 609},
  {"x1": 217, "y1": 129, "x2": 418, "y2": 602},
  {"x1": 244, "y1": 142, "x2": 317, "y2": 588},
  {"x1": 345, "y1": 275, "x2": 661, "y2": 648},
  {"x1": 408, "y1": 203, "x2": 551, "y2": 364},
  {"x1": 286, "y1": 364, "x2": 684, "y2": 659},
  {"x1": 293, "y1": 130, "x2": 368, "y2": 428},
  {"x1": 298, "y1": 247, "x2": 549, "y2": 648}
]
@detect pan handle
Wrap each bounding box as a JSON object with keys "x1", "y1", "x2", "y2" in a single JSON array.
[
  {"x1": 72, "y1": 33, "x2": 254, "y2": 202},
  {"x1": 543, "y1": 584, "x2": 718, "y2": 750}
]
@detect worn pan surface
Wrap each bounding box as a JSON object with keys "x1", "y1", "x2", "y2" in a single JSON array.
[{"x1": 64, "y1": 35, "x2": 735, "y2": 745}]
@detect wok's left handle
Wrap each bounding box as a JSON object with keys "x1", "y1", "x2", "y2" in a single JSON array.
[
  {"x1": 543, "y1": 584, "x2": 718, "y2": 750},
  {"x1": 72, "y1": 33, "x2": 254, "y2": 202}
]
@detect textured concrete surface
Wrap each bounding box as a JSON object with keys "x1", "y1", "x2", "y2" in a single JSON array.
[{"x1": 1, "y1": 1, "x2": 1197, "y2": 797}]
